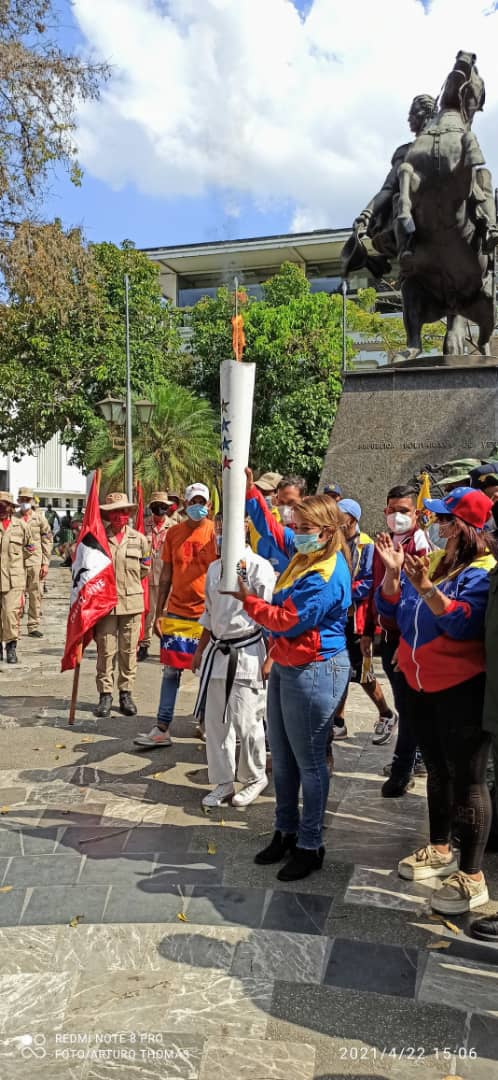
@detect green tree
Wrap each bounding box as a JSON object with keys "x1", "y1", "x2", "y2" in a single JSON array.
[
  {"x1": 0, "y1": 1, "x2": 108, "y2": 235},
  {"x1": 86, "y1": 381, "x2": 220, "y2": 499},
  {"x1": 190, "y1": 263, "x2": 347, "y2": 487},
  {"x1": 0, "y1": 234, "x2": 182, "y2": 462}
]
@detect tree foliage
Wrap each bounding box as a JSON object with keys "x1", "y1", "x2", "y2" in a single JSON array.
[
  {"x1": 86, "y1": 381, "x2": 219, "y2": 499},
  {"x1": 0, "y1": 233, "x2": 182, "y2": 461},
  {"x1": 0, "y1": 0, "x2": 108, "y2": 234}
]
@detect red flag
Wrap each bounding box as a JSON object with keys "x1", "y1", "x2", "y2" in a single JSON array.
[
  {"x1": 135, "y1": 481, "x2": 150, "y2": 641},
  {"x1": 61, "y1": 471, "x2": 118, "y2": 671}
]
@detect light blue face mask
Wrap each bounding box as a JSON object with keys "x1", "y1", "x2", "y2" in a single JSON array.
[
  {"x1": 294, "y1": 532, "x2": 326, "y2": 555},
  {"x1": 186, "y1": 503, "x2": 208, "y2": 522},
  {"x1": 428, "y1": 522, "x2": 447, "y2": 548}
]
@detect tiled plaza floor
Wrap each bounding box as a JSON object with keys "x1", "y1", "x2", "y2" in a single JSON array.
[{"x1": 0, "y1": 565, "x2": 497, "y2": 1078}]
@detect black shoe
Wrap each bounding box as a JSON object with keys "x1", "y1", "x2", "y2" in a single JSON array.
[
  {"x1": 6, "y1": 641, "x2": 17, "y2": 664},
  {"x1": 277, "y1": 846, "x2": 325, "y2": 882},
  {"x1": 470, "y1": 915, "x2": 498, "y2": 942},
  {"x1": 0, "y1": 643, "x2": 3, "y2": 661},
  {"x1": 28, "y1": 630, "x2": 43, "y2": 638},
  {"x1": 137, "y1": 644, "x2": 149, "y2": 662},
  {"x1": 381, "y1": 776, "x2": 415, "y2": 798},
  {"x1": 413, "y1": 759, "x2": 428, "y2": 777},
  {"x1": 95, "y1": 693, "x2": 112, "y2": 718},
  {"x1": 383, "y1": 763, "x2": 392, "y2": 777},
  {"x1": 119, "y1": 691, "x2": 137, "y2": 717},
  {"x1": 254, "y1": 830, "x2": 297, "y2": 865}
]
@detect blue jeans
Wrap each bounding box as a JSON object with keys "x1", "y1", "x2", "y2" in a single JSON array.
[
  {"x1": 157, "y1": 666, "x2": 182, "y2": 728},
  {"x1": 267, "y1": 652, "x2": 350, "y2": 850}
]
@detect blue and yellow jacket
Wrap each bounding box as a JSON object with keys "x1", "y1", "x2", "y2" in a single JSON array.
[
  {"x1": 376, "y1": 550, "x2": 495, "y2": 692},
  {"x1": 348, "y1": 531, "x2": 374, "y2": 634},
  {"x1": 246, "y1": 485, "x2": 295, "y2": 574}
]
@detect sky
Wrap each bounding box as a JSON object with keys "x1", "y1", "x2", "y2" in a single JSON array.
[{"x1": 43, "y1": 0, "x2": 498, "y2": 250}]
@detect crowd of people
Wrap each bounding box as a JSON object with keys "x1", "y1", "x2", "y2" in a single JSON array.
[{"x1": 2, "y1": 462, "x2": 498, "y2": 938}]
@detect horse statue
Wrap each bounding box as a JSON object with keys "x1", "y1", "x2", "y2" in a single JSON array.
[{"x1": 343, "y1": 51, "x2": 498, "y2": 361}]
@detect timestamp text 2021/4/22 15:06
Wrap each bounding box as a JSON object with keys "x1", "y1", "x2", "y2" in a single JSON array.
[{"x1": 337, "y1": 1046, "x2": 478, "y2": 1062}]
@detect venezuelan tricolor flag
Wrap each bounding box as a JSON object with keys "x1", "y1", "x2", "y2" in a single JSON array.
[{"x1": 159, "y1": 614, "x2": 203, "y2": 669}]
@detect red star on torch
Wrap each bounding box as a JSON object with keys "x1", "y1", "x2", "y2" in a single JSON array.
[{"x1": 223, "y1": 456, "x2": 233, "y2": 470}]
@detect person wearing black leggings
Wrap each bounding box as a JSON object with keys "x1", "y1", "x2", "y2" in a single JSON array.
[{"x1": 376, "y1": 486, "x2": 495, "y2": 915}]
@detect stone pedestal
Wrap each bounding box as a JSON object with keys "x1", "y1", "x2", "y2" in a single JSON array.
[{"x1": 320, "y1": 360, "x2": 498, "y2": 534}]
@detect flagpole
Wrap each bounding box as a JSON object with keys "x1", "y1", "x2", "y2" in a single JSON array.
[
  {"x1": 125, "y1": 274, "x2": 133, "y2": 502},
  {"x1": 68, "y1": 644, "x2": 82, "y2": 726}
]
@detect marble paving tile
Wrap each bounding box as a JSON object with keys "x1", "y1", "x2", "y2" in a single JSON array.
[
  {"x1": 186, "y1": 886, "x2": 267, "y2": 929},
  {"x1": 344, "y1": 864, "x2": 443, "y2": 913},
  {"x1": 6, "y1": 853, "x2": 83, "y2": 886},
  {"x1": 0, "y1": 972, "x2": 76, "y2": 1034},
  {"x1": 418, "y1": 953, "x2": 498, "y2": 1016},
  {"x1": 146, "y1": 853, "x2": 225, "y2": 887},
  {"x1": 85, "y1": 1037, "x2": 205, "y2": 1079},
  {"x1": 20, "y1": 884, "x2": 109, "y2": 926},
  {"x1": 79, "y1": 853, "x2": 157, "y2": 884},
  {"x1": 0, "y1": 887, "x2": 27, "y2": 926},
  {"x1": 0, "y1": 1039, "x2": 84, "y2": 1080},
  {"x1": 262, "y1": 891, "x2": 332, "y2": 936},
  {"x1": 0, "y1": 926, "x2": 60, "y2": 973},
  {"x1": 21, "y1": 827, "x2": 62, "y2": 854},
  {"x1": 57, "y1": 827, "x2": 130, "y2": 855},
  {"x1": 125, "y1": 826, "x2": 193, "y2": 853},
  {"x1": 199, "y1": 1036, "x2": 315, "y2": 1080},
  {"x1": 324, "y1": 938, "x2": 418, "y2": 998},
  {"x1": 102, "y1": 883, "x2": 186, "y2": 924},
  {"x1": 230, "y1": 930, "x2": 330, "y2": 983},
  {"x1": 101, "y1": 799, "x2": 169, "y2": 825},
  {"x1": 0, "y1": 827, "x2": 23, "y2": 855},
  {"x1": 26, "y1": 783, "x2": 89, "y2": 806},
  {"x1": 156, "y1": 925, "x2": 242, "y2": 971},
  {"x1": 0, "y1": 787, "x2": 29, "y2": 804},
  {"x1": 64, "y1": 969, "x2": 272, "y2": 1038},
  {"x1": 467, "y1": 1012, "x2": 498, "y2": 1062}
]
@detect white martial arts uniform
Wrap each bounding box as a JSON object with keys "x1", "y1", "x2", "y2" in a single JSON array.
[{"x1": 199, "y1": 547, "x2": 275, "y2": 785}]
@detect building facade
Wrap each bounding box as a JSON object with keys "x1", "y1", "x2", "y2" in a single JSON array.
[{"x1": 0, "y1": 433, "x2": 88, "y2": 510}]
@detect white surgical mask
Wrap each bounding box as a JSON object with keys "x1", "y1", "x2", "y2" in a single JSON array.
[
  {"x1": 429, "y1": 523, "x2": 447, "y2": 548},
  {"x1": 386, "y1": 512, "x2": 413, "y2": 535},
  {"x1": 19, "y1": 501, "x2": 31, "y2": 512},
  {"x1": 279, "y1": 505, "x2": 294, "y2": 525}
]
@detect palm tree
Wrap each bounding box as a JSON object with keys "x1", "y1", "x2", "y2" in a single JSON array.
[{"x1": 86, "y1": 381, "x2": 220, "y2": 498}]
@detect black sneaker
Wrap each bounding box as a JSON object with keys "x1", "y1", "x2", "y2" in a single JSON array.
[
  {"x1": 277, "y1": 846, "x2": 325, "y2": 882},
  {"x1": 0, "y1": 643, "x2": 3, "y2": 661},
  {"x1": 413, "y1": 758, "x2": 427, "y2": 777},
  {"x1": 6, "y1": 641, "x2": 17, "y2": 664},
  {"x1": 137, "y1": 644, "x2": 149, "y2": 662},
  {"x1": 28, "y1": 630, "x2": 43, "y2": 638},
  {"x1": 381, "y1": 776, "x2": 415, "y2": 798},
  {"x1": 254, "y1": 830, "x2": 297, "y2": 865},
  {"x1": 470, "y1": 915, "x2": 498, "y2": 942}
]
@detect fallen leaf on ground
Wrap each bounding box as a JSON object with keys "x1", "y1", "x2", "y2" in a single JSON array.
[
  {"x1": 55, "y1": 744, "x2": 66, "y2": 749},
  {"x1": 443, "y1": 919, "x2": 461, "y2": 934},
  {"x1": 0, "y1": 885, "x2": 13, "y2": 893},
  {"x1": 207, "y1": 843, "x2": 217, "y2": 855},
  {"x1": 429, "y1": 914, "x2": 443, "y2": 922},
  {"x1": 176, "y1": 912, "x2": 188, "y2": 922},
  {"x1": 54, "y1": 756, "x2": 59, "y2": 761},
  {"x1": 69, "y1": 914, "x2": 84, "y2": 928},
  {"x1": 427, "y1": 940, "x2": 451, "y2": 949},
  {"x1": 0, "y1": 807, "x2": 9, "y2": 815},
  {"x1": 219, "y1": 819, "x2": 226, "y2": 826}
]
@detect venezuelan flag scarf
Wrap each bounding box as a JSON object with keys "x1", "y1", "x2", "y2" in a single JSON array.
[{"x1": 159, "y1": 613, "x2": 203, "y2": 669}]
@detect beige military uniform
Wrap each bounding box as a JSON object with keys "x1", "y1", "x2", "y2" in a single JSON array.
[
  {"x1": 18, "y1": 508, "x2": 53, "y2": 632},
  {"x1": 0, "y1": 517, "x2": 34, "y2": 642},
  {"x1": 95, "y1": 526, "x2": 150, "y2": 694},
  {"x1": 141, "y1": 516, "x2": 178, "y2": 648}
]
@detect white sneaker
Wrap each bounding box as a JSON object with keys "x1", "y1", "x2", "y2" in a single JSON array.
[
  {"x1": 232, "y1": 776, "x2": 269, "y2": 807},
  {"x1": 134, "y1": 725, "x2": 172, "y2": 748},
  {"x1": 372, "y1": 711, "x2": 399, "y2": 746},
  {"x1": 431, "y1": 871, "x2": 489, "y2": 914},
  {"x1": 201, "y1": 783, "x2": 235, "y2": 809},
  {"x1": 398, "y1": 844, "x2": 458, "y2": 881}
]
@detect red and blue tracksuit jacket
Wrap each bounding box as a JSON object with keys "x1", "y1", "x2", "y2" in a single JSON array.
[
  {"x1": 375, "y1": 550, "x2": 496, "y2": 692},
  {"x1": 349, "y1": 531, "x2": 374, "y2": 635},
  {"x1": 246, "y1": 485, "x2": 296, "y2": 575}
]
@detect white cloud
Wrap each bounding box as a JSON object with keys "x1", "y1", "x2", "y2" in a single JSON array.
[{"x1": 73, "y1": 0, "x2": 498, "y2": 232}]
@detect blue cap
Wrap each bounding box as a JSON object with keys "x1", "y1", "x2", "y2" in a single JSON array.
[
  {"x1": 339, "y1": 498, "x2": 361, "y2": 521},
  {"x1": 324, "y1": 482, "x2": 342, "y2": 496}
]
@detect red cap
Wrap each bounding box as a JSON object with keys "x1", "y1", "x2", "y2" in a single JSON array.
[{"x1": 424, "y1": 486, "x2": 493, "y2": 529}]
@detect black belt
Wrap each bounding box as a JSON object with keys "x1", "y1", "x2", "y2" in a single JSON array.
[{"x1": 194, "y1": 629, "x2": 263, "y2": 723}]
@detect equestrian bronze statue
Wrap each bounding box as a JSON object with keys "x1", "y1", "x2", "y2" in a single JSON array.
[{"x1": 343, "y1": 51, "x2": 498, "y2": 361}]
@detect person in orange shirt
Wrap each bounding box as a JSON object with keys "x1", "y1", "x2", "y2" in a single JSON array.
[{"x1": 134, "y1": 483, "x2": 217, "y2": 748}]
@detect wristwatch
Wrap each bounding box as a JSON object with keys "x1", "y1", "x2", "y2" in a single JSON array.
[{"x1": 421, "y1": 585, "x2": 437, "y2": 600}]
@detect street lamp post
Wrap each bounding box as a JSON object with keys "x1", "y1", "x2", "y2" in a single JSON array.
[{"x1": 341, "y1": 279, "x2": 348, "y2": 373}]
